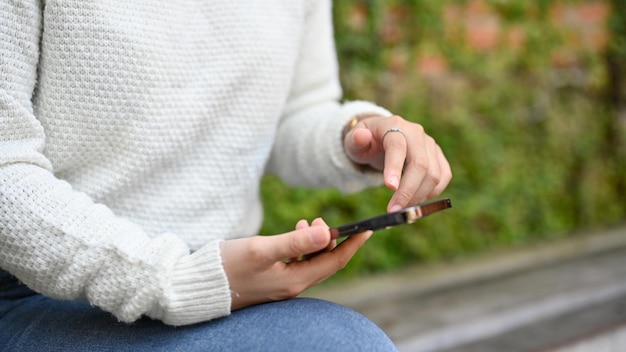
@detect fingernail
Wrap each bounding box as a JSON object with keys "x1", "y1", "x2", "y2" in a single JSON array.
[
  {"x1": 388, "y1": 176, "x2": 399, "y2": 190},
  {"x1": 309, "y1": 228, "x2": 327, "y2": 246},
  {"x1": 389, "y1": 204, "x2": 402, "y2": 213}
]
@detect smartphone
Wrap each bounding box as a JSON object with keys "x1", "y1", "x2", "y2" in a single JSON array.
[{"x1": 329, "y1": 198, "x2": 452, "y2": 239}]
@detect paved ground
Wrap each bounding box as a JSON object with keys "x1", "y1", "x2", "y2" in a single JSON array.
[{"x1": 305, "y1": 224, "x2": 626, "y2": 352}]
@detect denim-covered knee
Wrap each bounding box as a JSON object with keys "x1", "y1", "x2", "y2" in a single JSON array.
[
  {"x1": 263, "y1": 298, "x2": 398, "y2": 352},
  {"x1": 0, "y1": 294, "x2": 398, "y2": 352}
]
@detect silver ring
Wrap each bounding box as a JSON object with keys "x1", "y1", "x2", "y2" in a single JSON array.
[{"x1": 382, "y1": 126, "x2": 406, "y2": 143}]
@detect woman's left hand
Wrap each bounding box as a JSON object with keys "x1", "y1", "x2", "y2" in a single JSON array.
[{"x1": 343, "y1": 115, "x2": 452, "y2": 213}]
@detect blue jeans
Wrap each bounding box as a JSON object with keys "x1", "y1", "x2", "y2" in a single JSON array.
[{"x1": 0, "y1": 270, "x2": 397, "y2": 351}]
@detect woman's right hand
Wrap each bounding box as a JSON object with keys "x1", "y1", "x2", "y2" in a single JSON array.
[{"x1": 219, "y1": 218, "x2": 371, "y2": 311}]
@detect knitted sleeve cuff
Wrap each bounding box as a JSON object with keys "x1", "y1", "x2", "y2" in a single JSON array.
[{"x1": 149, "y1": 240, "x2": 231, "y2": 326}]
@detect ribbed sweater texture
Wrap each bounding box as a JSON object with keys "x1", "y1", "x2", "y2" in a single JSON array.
[{"x1": 0, "y1": 0, "x2": 390, "y2": 325}]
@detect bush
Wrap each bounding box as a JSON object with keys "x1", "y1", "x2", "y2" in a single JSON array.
[{"x1": 260, "y1": 0, "x2": 626, "y2": 278}]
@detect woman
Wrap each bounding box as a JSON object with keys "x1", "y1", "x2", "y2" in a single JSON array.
[{"x1": 0, "y1": 1, "x2": 451, "y2": 350}]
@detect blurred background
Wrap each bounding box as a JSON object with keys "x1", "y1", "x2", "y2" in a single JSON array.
[
  {"x1": 262, "y1": 1, "x2": 626, "y2": 350},
  {"x1": 261, "y1": 0, "x2": 626, "y2": 280}
]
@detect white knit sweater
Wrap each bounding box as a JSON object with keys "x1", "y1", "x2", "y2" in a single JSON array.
[{"x1": 0, "y1": 0, "x2": 390, "y2": 326}]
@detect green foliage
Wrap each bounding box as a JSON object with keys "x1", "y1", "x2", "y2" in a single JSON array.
[{"x1": 260, "y1": 0, "x2": 626, "y2": 279}]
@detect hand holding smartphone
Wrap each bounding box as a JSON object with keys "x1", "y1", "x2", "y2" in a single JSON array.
[{"x1": 329, "y1": 198, "x2": 452, "y2": 239}]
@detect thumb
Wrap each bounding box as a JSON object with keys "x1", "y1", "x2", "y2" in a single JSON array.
[
  {"x1": 265, "y1": 226, "x2": 331, "y2": 262},
  {"x1": 344, "y1": 128, "x2": 374, "y2": 162}
]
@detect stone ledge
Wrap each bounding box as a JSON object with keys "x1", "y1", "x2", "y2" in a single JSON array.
[{"x1": 304, "y1": 223, "x2": 626, "y2": 351}]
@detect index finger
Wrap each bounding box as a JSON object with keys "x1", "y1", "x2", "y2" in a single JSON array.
[
  {"x1": 293, "y1": 231, "x2": 373, "y2": 287},
  {"x1": 382, "y1": 127, "x2": 409, "y2": 191}
]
